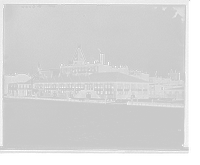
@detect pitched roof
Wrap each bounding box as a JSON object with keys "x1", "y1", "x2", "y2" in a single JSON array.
[
  {"x1": 89, "y1": 72, "x2": 147, "y2": 83},
  {"x1": 22, "y1": 72, "x2": 147, "y2": 84}
]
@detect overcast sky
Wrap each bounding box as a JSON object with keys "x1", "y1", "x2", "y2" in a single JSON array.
[{"x1": 4, "y1": 4, "x2": 185, "y2": 76}]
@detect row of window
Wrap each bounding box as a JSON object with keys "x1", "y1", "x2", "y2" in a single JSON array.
[
  {"x1": 19, "y1": 84, "x2": 32, "y2": 88},
  {"x1": 31, "y1": 83, "x2": 148, "y2": 90},
  {"x1": 104, "y1": 83, "x2": 114, "y2": 89},
  {"x1": 117, "y1": 84, "x2": 149, "y2": 89},
  {"x1": 8, "y1": 84, "x2": 18, "y2": 88},
  {"x1": 44, "y1": 90, "x2": 113, "y2": 95},
  {"x1": 165, "y1": 91, "x2": 183, "y2": 95},
  {"x1": 9, "y1": 84, "x2": 31, "y2": 88}
]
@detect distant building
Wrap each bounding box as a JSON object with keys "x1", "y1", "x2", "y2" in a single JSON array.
[
  {"x1": 5, "y1": 47, "x2": 150, "y2": 100},
  {"x1": 168, "y1": 67, "x2": 177, "y2": 81},
  {"x1": 164, "y1": 87, "x2": 185, "y2": 100},
  {"x1": 7, "y1": 71, "x2": 150, "y2": 100},
  {"x1": 3, "y1": 72, "x2": 31, "y2": 94},
  {"x1": 149, "y1": 68, "x2": 184, "y2": 97}
]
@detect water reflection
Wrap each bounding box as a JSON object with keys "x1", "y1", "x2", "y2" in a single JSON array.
[{"x1": 3, "y1": 99, "x2": 183, "y2": 148}]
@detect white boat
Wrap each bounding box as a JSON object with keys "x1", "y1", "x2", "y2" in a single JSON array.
[{"x1": 106, "y1": 100, "x2": 128, "y2": 105}]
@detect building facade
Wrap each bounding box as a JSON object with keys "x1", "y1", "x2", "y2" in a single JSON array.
[
  {"x1": 7, "y1": 82, "x2": 31, "y2": 96},
  {"x1": 5, "y1": 47, "x2": 184, "y2": 103},
  {"x1": 7, "y1": 72, "x2": 149, "y2": 101},
  {"x1": 164, "y1": 87, "x2": 185, "y2": 100},
  {"x1": 30, "y1": 72, "x2": 149, "y2": 100},
  {"x1": 3, "y1": 72, "x2": 31, "y2": 94},
  {"x1": 149, "y1": 68, "x2": 184, "y2": 97}
]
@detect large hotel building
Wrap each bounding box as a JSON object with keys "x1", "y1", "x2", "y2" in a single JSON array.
[{"x1": 8, "y1": 47, "x2": 149, "y2": 100}]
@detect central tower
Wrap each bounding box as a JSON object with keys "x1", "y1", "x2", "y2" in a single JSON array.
[{"x1": 72, "y1": 46, "x2": 85, "y2": 65}]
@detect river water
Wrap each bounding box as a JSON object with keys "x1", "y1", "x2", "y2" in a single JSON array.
[{"x1": 2, "y1": 98, "x2": 185, "y2": 151}]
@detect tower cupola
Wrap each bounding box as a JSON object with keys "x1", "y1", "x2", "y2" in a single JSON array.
[{"x1": 72, "y1": 46, "x2": 85, "y2": 65}]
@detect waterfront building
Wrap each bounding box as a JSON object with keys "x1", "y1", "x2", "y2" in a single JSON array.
[
  {"x1": 19, "y1": 72, "x2": 149, "y2": 100},
  {"x1": 7, "y1": 82, "x2": 30, "y2": 96},
  {"x1": 7, "y1": 66, "x2": 50, "y2": 96},
  {"x1": 3, "y1": 72, "x2": 31, "y2": 94},
  {"x1": 6, "y1": 47, "x2": 149, "y2": 101},
  {"x1": 149, "y1": 68, "x2": 184, "y2": 97},
  {"x1": 164, "y1": 87, "x2": 185, "y2": 100}
]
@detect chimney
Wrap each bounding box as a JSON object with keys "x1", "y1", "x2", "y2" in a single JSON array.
[
  {"x1": 100, "y1": 54, "x2": 105, "y2": 65},
  {"x1": 178, "y1": 72, "x2": 181, "y2": 80}
]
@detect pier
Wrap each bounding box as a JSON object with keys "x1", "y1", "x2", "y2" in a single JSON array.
[
  {"x1": 127, "y1": 101, "x2": 184, "y2": 108},
  {"x1": 4, "y1": 96, "x2": 184, "y2": 108}
]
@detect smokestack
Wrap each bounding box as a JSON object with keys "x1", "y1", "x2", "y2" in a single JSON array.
[
  {"x1": 100, "y1": 54, "x2": 105, "y2": 65},
  {"x1": 178, "y1": 72, "x2": 181, "y2": 80}
]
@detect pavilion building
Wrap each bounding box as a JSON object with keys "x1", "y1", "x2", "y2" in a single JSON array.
[{"x1": 9, "y1": 47, "x2": 149, "y2": 100}]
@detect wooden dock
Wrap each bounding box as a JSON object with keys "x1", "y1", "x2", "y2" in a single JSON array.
[
  {"x1": 127, "y1": 101, "x2": 184, "y2": 108},
  {"x1": 4, "y1": 96, "x2": 184, "y2": 108}
]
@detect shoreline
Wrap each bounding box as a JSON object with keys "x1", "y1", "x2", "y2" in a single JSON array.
[{"x1": 3, "y1": 96, "x2": 184, "y2": 108}]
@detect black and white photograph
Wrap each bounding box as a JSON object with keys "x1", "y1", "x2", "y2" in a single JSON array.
[{"x1": 0, "y1": 0, "x2": 189, "y2": 153}]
